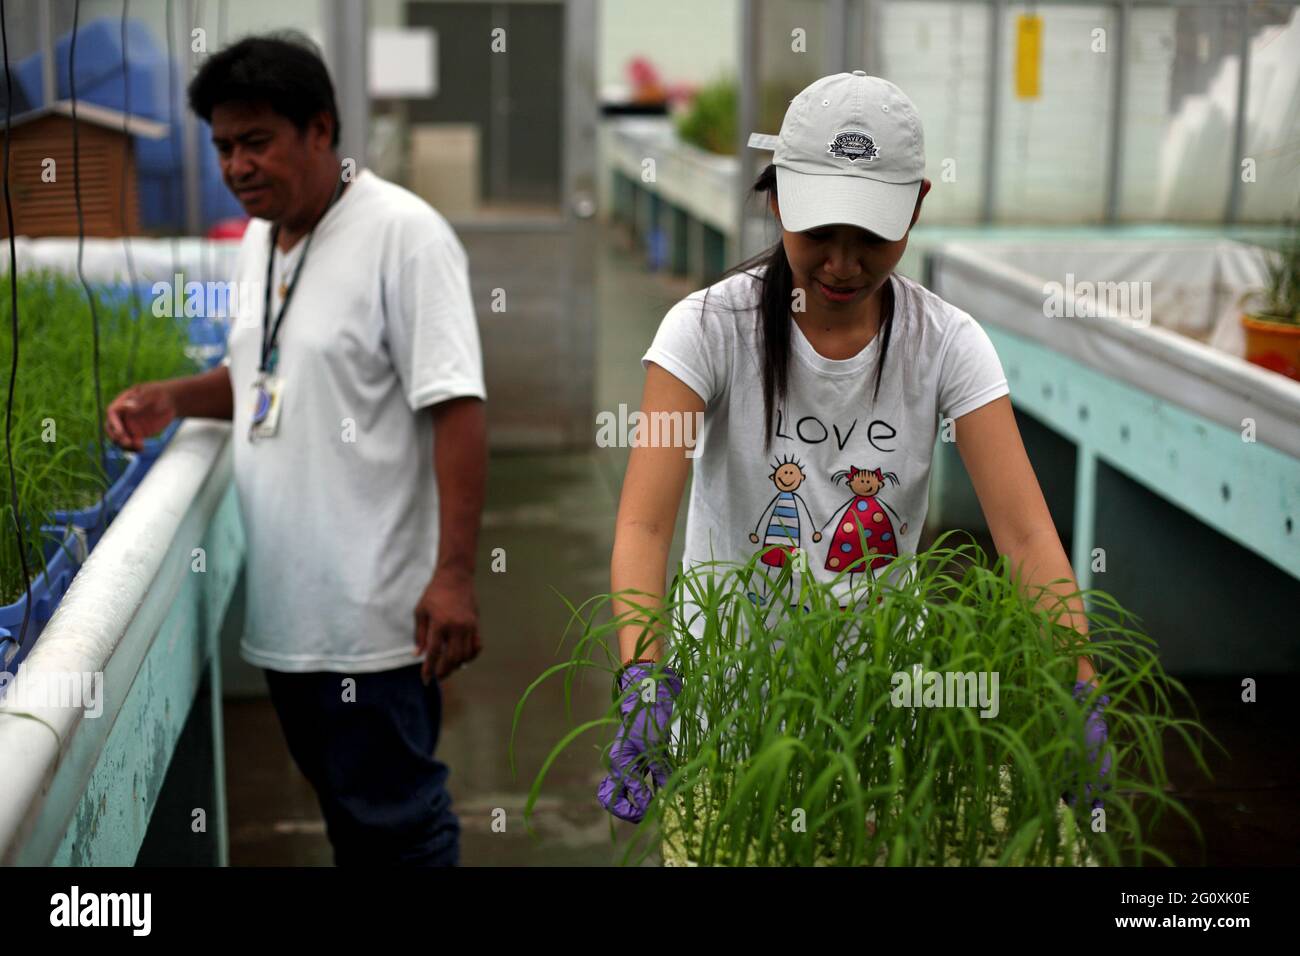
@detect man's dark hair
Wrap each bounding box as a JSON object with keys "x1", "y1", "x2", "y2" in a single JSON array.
[{"x1": 188, "y1": 32, "x2": 340, "y2": 147}]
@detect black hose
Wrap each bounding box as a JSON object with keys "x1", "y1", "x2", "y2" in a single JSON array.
[
  {"x1": 0, "y1": 0, "x2": 33, "y2": 653},
  {"x1": 70, "y1": 0, "x2": 111, "y2": 546},
  {"x1": 122, "y1": 0, "x2": 143, "y2": 384}
]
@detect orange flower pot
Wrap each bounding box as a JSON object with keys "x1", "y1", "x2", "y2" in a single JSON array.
[{"x1": 1241, "y1": 313, "x2": 1300, "y2": 382}]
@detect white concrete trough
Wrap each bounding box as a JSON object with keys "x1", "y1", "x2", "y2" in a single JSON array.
[
  {"x1": 925, "y1": 238, "x2": 1300, "y2": 674},
  {"x1": 0, "y1": 419, "x2": 243, "y2": 865}
]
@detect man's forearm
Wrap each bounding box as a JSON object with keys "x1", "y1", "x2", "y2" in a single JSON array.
[
  {"x1": 1003, "y1": 529, "x2": 1097, "y2": 683},
  {"x1": 431, "y1": 397, "x2": 487, "y2": 577},
  {"x1": 164, "y1": 365, "x2": 235, "y2": 420}
]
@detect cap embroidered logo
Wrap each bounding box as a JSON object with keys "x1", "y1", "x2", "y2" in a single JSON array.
[{"x1": 827, "y1": 129, "x2": 880, "y2": 163}]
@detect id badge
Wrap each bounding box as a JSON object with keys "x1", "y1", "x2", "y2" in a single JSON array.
[{"x1": 249, "y1": 373, "x2": 284, "y2": 440}]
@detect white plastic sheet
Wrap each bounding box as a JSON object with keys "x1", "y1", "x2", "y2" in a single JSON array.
[
  {"x1": 4, "y1": 235, "x2": 241, "y2": 285},
  {"x1": 931, "y1": 239, "x2": 1300, "y2": 459}
]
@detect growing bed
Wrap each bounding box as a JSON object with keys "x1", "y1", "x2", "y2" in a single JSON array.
[{"x1": 1, "y1": 237, "x2": 239, "y2": 672}]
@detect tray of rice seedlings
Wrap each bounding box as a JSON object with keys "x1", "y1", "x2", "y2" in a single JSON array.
[
  {"x1": 1, "y1": 354, "x2": 83, "y2": 629},
  {"x1": 514, "y1": 531, "x2": 1217, "y2": 867},
  {"x1": 1, "y1": 269, "x2": 196, "y2": 529},
  {"x1": 0, "y1": 444, "x2": 82, "y2": 612},
  {"x1": 0, "y1": 269, "x2": 196, "y2": 641},
  {"x1": 0, "y1": 523, "x2": 88, "y2": 670}
]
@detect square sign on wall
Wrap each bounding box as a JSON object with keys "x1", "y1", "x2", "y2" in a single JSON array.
[{"x1": 369, "y1": 28, "x2": 438, "y2": 98}]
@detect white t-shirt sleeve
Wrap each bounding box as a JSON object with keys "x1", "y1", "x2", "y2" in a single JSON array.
[
  {"x1": 937, "y1": 312, "x2": 1010, "y2": 421},
  {"x1": 640, "y1": 294, "x2": 723, "y2": 405},
  {"x1": 384, "y1": 233, "x2": 487, "y2": 411}
]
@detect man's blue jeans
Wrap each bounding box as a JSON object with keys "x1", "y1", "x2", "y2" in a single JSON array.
[{"x1": 264, "y1": 663, "x2": 460, "y2": 866}]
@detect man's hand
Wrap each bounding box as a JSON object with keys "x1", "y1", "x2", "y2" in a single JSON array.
[
  {"x1": 105, "y1": 382, "x2": 179, "y2": 451},
  {"x1": 414, "y1": 566, "x2": 481, "y2": 683}
]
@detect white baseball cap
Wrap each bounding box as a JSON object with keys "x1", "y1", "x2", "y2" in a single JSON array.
[{"x1": 748, "y1": 71, "x2": 926, "y2": 242}]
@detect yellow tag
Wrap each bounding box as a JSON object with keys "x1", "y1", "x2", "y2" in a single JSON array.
[{"x1": 1015, "y1": 15, "x2": 1042, "y2": 100}]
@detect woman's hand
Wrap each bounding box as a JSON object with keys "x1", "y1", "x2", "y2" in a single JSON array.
[
  {"x1": 1063, "y1": 679, "x2": 1112, "y2": 810},
  {"x1": 597, "y1": 663, "x2": 682, "y2": 822}
]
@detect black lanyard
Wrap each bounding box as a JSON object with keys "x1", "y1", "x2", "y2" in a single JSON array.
[{"x1": 259, "y1": 174, "x2": 347, "y2": 375}]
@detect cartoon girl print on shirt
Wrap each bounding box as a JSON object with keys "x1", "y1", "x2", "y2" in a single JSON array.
[
  {"x1": 747, "y1": 455, "x2": 822, "y2": 603},
  {"x1": 821, "y1": 465, "x2": 909, "y2": 590}
]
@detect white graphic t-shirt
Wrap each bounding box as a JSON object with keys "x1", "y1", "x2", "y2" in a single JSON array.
[{"x1": 642, "y1": 266, "x2": 1008, "y2": 611}]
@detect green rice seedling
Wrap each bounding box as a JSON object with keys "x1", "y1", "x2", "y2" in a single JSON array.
[
  {"x1": 0, "y1": 432, "x2": 78, "y2": 606},
  {"x1": 514, "y1": 530, "x2": 1217, "y2": 866},
  {"x1": 0, "y1": 269, "x2": 197, "y2": 604}
]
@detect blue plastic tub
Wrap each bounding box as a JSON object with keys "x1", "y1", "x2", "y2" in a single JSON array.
[
  {"x1": 49, "y1": 419, "x2": 181, "y2": 548},
  {"x1": 1, "y1": 424, "x2": 179, "y2": 671},
  {"x1": 186, "y1": 316, "x2": 229, "y2": 369},
  {"x1": 140, "y1": 418, "x2": 183, "y2": 460},
  {"x1": 49, "y1": 449, "x2": 144, "y2": 551},
  {"x1": 91, "y1": 280, "x2": 231, "y2": 369},
  {"x1": 14, "y1": 16, "x2": 243, "y2": 231},
  {"x1": 0, "y1": 526, "x2": 89, "y2": 676}
]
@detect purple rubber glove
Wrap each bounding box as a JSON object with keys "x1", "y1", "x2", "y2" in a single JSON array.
[
  {"x1": 597, "y1": 663, "x2": 682, "y2": 822},
  {"x1": 1063, "y1": 679, "x2": 1112, "y2": 810}
]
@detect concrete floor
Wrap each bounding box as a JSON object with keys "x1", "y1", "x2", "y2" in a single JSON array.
[{"x1": 221, "y1": 225, "x2": 1299, "y2": 867}]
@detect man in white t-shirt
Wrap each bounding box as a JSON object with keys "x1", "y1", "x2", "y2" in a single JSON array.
[{"x1": 104, "y1": 33, "x2": 485, "y2": 866}]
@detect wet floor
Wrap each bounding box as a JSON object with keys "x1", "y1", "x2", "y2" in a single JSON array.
[{"x1": 222, "y1": 226, "x2": 1299, "y2": 867}]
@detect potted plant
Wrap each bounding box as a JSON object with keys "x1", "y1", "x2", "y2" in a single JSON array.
[
  {"x1": 674, "y1": 78, "x2": 738, "y2": 157},
  {"x1": 1240, "y1": 221, "x2": 1300, "y2": 381},
  {"x1": 673, "y1": 79, "x2": 810, "y2": 158},
  {"x1": 514, "y1": 532, "x2": 1215, "y2": 866}
]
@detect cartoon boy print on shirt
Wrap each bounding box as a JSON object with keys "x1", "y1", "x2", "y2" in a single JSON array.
[
  {"x1": 748, "y1": 455, "x2": 822, "y2": 602},
  {"x1": 821, "y1": 465, "x2": 909, "y2": 590}
]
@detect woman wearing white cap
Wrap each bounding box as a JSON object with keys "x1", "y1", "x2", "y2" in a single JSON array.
[{"x1": 596, "y1": 73, "x2": 1108, "y2": 825}]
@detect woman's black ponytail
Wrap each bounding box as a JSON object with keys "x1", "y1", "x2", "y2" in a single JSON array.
[
  {"x1": 702, "y1": 163, "x2": 895, "y2": 451},
  {"x1": 753, "y1": 166, "x2": 795, "y2": 450}
]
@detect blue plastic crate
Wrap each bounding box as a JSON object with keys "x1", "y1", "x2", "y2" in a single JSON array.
[
  {"x1": 49, "y1": 417, "x2": 180, "y2": 549},
  {"x1": 186, "y1": 316, "x2": 230, "y2": 369},
  {"x1": 0, "y1": 526, "x2": 89, "y2": 676},
  {"x1": 91, "y1": 280, "x2": 231, "y2": 369},
  {"x1": 49, "y1": 448, "x2": 147, "y2": 551},
  {"x1": 140, "y1": 418, "x2": 182, "y2": 460}
]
